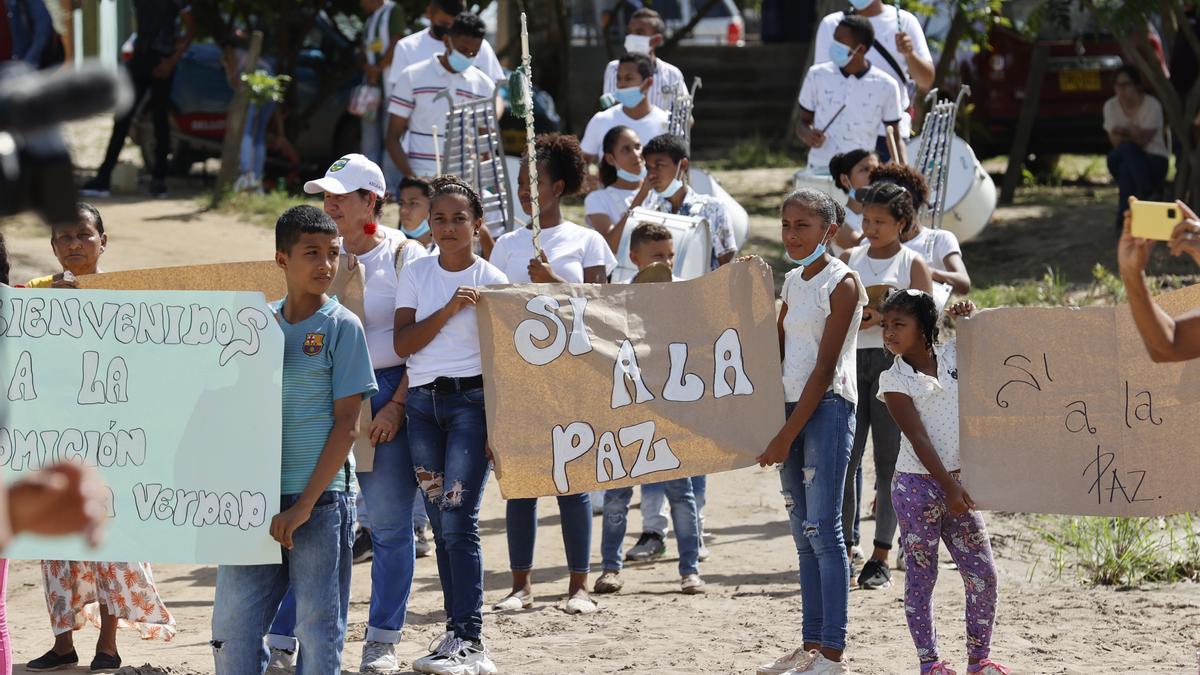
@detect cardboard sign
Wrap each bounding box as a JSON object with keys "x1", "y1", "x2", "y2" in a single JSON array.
[
  {"x1": 0, "y1": 288, "x2": 284, "y2": 564},
  {"x1": 477, "y1": 260, "x2": 785, "y2": 499},
  {"x1": 959, "y1": 285, "x2": 1200, "y2": 516},
  {"x1": 80, "y1": 259, "x2": 380, "y2": 471}
]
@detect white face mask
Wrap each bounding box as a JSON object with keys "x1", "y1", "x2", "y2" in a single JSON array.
[{"x1": 624, "y1": 34, "x2": 653, "y2": 55}]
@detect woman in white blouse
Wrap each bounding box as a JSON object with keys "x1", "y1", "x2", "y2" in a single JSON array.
[{"x1": 1104, "y1": 65, "x2": 1170, "y2": 229}]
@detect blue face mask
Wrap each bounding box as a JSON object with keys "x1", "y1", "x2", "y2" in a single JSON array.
[
  {"x1": 829, "y1": 41, "x2": 855, "y2": 68},
  {"x1": 787, "y1": 237, "x2": 831, "y2": 267},
  {"x1": 653, "y1": 175, "x2": 684, "y2": 200},
  {"x1": 849, "y1": 0, "x2": 875, "y2": 9},
  {"x1": 616, "y1": 165, "x2": 647, "y2": 183},
  {"x1": 848, "y1": 187, "x2": 857, "y2": 200},
  {"x1": 403, "y1": 220, "x2": 430, "y2": 238},
  {"x1": 447, "y1": 48, "x2": 476, "y2": 73},
  {"x1": 613, "y1": 85, "x2": 646, "y2": 109}
]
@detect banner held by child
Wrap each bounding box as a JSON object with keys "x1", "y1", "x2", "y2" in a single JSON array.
[
  {"x1": 476, "y1": 260, "x2": 785, "y2": 499},
  {"x1": 0, "y1": 287, "x2": 284, "y2": 564},
  {"x1": 958, "y1": 284, "x2": 1200, "y2": 517}
]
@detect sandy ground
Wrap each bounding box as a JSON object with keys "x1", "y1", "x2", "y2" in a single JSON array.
[{"x1": 1, "y1": 117, "x2": 1199, "y2": 674}]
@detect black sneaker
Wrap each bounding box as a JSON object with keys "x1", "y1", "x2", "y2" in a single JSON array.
[
  {"x1": 414, "y1": 525, "x2": 432, "y2": 558},
  {"x1": 857, "y1": 558, "x2": 892, "y2": 590},
  {"x1": 625, "y1": 532, "x2": 666, "y2": 561},
  {"x1": 352, "y1": 527, "x2": 373, "y2": 564},
  {"x1": 89, "y1": 651, "x2": 121, "y2": 673},
  {"x1": 26, "y1": 648, "x2": 79, "y2": 671},
  {"x1": 78, "y1": 176, "x2": 111, "y2": 198},
  {"x1": 150, "y1": 178, "x2": 168, "y2": 199}
]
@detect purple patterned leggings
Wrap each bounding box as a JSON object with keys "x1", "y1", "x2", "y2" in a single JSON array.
[{"x1": 892, "y1": 472, "x2": 998, "y2": 665}]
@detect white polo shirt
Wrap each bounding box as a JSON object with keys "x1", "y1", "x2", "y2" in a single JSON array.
[
  {"x1": 388, "y1": 56, "x2": 497, "y2": 178},
  {"x1": 580, "y1": 104, "x2": 669, "y2": 158},
  {"x1": 386, "y1": 26, "x2": 506, "y2": 89},
  {"x1": 814, "y1": 6, "x2": 932, "y2": 136},
  {"x1": 601, "y1": 57, "x2": 686, "y2": 110},
  {"x1": 798, "y1": 62, "x2": 902, "y2": 171}
]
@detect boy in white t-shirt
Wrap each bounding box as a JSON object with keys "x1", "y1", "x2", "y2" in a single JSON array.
[
  {"x1": 797, "y1": 15, "x2": 902, "y2": 173},
  {"x1": 600, "y1": 8, "x2": 686, "y2": 110},
  {"x1": 580, "y1": 53, "x2": 669, "y2": 164},
  {"x1": 386, "y1": 0, "x2": 505, "y2": 87},
  {"x1": 385, "y1": 12, "x2": 496, "y2": 180},
  {"x1": 813, "y1": 0, "x2": 934, "y2": 156}
]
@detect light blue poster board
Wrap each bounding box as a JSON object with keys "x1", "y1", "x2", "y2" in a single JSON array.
[{"x1": 0, "y1": 288, "x2": 283, "y2": 564}]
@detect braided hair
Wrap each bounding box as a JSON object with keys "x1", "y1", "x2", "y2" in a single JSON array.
[
  {"x1": 857, "y1": 181, "x2": 916, "y2": 235},
  {"x1": 868, "y1": 162, "x2": 929, "y2": 213},
  {"x1": 430, "y1": 175, "x2": 484, "y2": 219},
  {"x1": 881, "y1": 289, "x2": 939, "y2": 351}
]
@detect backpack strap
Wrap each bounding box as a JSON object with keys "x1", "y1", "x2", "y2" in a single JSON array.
[{"x1": 872, "y1": 39, "x2": 909, "y2": 84}]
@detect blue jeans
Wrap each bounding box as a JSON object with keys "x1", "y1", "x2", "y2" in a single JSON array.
[
  {"x1": 1107, "y1": 141, "x2": 1169, "y2": 220},
  {"x1": 266, "y1": 366, "x2": 422, "y2": 648},
  {"x1": 211, "y1": 491, "x2": 354, "y2": 675},
  {"x1": 240, "y1": 101, "x2": 274, "y2": 180},
  {"x1": 641, "y1": 475, "x2": 706, "y2": 536},
  {"x1": 782, "y1": 394, "x2": 854, "y2": 652},
  {"x1": 406, "y1": 385, "x2": 491, "y2": 641},
  {"x1": 602, "y1": 478, "x2": 700, "y2": 575},
  {"x1": 505, "y1": 493, "x2": 592, "y2": 574}
]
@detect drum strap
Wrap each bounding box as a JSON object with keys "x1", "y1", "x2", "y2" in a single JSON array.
[{"x1": 872, "y1": 39, "x2": 909, "y2": 84}]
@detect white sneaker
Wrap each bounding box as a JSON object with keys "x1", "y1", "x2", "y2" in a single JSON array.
[
  {"x1": 424, "y1": 637, "x2": 498, "y2": 675},
  {"x1": 758, "y1": 647, "x2": 817, "y2": 675},
  {"x1": 413, "y1": 632, "x2": 454, "y2": 673},
  {"x1": 361, "y1": 640, "x2": 399, "y2": 673},
  {"x1": 680, "y1": 573, "x2": 706, "y2": 594},
  {"x1": 790, "y1": 654, "x2": 849, "y2": 674},
  {"x1": 266, "y1": 647, "x2": 296, "y2": 671}
]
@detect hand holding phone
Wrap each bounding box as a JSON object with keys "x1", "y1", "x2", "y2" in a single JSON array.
[{"x1": 1130, "y1": 200, "x2": 1182, "y2": 241}]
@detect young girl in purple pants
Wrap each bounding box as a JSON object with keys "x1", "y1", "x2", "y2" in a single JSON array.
[{"x1": 877, "y1": 291, "x2": 1008, "y2": 675}]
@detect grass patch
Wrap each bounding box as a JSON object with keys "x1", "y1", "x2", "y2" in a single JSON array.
[
  {"x1": 706, "y1": 137, "x2": 800, "y2": 171},
  {"x1": 1035, "y1": 514, "x2": 1200, "y2": 586},
  {"x1": 207, "y1": 188, "x2": 318, "y2": 229}
]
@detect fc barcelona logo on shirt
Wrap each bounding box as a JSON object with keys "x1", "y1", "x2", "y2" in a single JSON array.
[{"x1": 303, "y1": 333, "x2": 325, "y2": 356}]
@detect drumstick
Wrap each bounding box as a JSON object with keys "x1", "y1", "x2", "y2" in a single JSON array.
[
  {"x1": 819, "y1": 105, "x2": 846, "y2": 134},
  {"x1": 885, "y1": 125, "x2": 900, "y2": 164}
]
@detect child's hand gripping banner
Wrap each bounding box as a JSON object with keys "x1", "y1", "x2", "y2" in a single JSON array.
[
  {"x1": 0, "y1": 287, "x2": 284, "y2": 564},
  {"x1": 959, "y1": 284, "x2": 1200, "y2": 517},
  {"x1": 476, "y1": 260, "x2": 786, "y2": 499}
]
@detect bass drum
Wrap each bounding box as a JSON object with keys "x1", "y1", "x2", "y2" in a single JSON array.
[{"x1": 905, "y1": 135, "x2": 995, "y2": 243}]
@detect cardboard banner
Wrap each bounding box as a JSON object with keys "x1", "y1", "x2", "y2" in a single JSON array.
[
  {"x1": 0, "y1": 287, "x2": 284, "y2": 564},
  {"x1": 80, "y1": 259, "x2": 380, "y2": 471},
  {"x1": 477, "y1": 260, "x2": 785, "y2": 499},
  {"x1": 959, "y1": 285, "x2": 1200, "y2": 516}
]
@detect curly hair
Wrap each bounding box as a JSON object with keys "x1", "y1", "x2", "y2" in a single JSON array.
[
  {"x1": 881, "y1": 289, "x2": 940, "y2": 351},
  {"x1": 535, "y1": 133, "x2": 587, "y2": 197},
  {"x1": 430, "y1": 175, "x2": 484, "y2": 219},
  {"x1": 858, "y1": 181, "x2": 916, "y2": 234},
  {"x1": 869, "y1": 162, "x2": 929, "y2": 212}
]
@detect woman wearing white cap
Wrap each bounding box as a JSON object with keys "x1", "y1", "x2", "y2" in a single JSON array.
[{"x1": 263, "y1": 153, "x2": 430, "y2": 674}]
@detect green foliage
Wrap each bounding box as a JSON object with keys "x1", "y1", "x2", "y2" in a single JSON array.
[
  {"x1": 904, "y1": 0, "x2": 1012, "y2": 54},
  {"x1": 972, "y1": 267, "x2": 1071, "y2": 308},
  {"x1": 1037, "y1": 515, "x2": 1200, "y2": 586},
  {"x1": 208, "y1": 187, "x2": 317, "y2": 229},
  {"x1": 705, "y1": 137, "x2": 799, "y2": 171},
  {"x1": 240, "y1": 71, "x2": 292, "y2": 106}
]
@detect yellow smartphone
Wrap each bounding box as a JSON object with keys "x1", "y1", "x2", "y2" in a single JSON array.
[{"x1": 1130, "y1": 201, "x2": 1180, "y2": 241}]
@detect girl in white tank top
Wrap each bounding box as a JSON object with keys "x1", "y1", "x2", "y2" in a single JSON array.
[{"x1": 755, "y1": 188, "x2": 866, "y2": 674}]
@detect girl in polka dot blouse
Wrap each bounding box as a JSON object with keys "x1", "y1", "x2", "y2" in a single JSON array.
[{"x1": 876, "y1": 291, "x2": 1009, "y2": 675}]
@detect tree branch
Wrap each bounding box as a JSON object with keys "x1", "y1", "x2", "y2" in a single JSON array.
[{"x1": 1170, "y1": 1, "x2": 1200, "y2": 66}]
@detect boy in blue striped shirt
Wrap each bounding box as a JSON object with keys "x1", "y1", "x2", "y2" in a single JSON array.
[{"x1": 211, "y1": 205, "x2": 378, "y2": 675}]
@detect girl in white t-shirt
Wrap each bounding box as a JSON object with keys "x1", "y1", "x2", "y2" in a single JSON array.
[
  {"x1": 393, "y1": 176, "x2": 507, "y2": 675},
  {"x1": 877, "y1": 292, "x2": 1007, "y2": 675},
  {"x1": 829, "y1": 149, "x2": 880, "y2": 254},
  {"x1": 755, "y1": 188, "x2": 866, "y2": 675},
  {"x1": 584, "y1": 125, "x2": 653, "y2": 253},
  {"x1": 840, "y1": 181, "x2": 932, "y2": 591},
  {"x1": 873, "y1": 163, "x2": 972, "y2": 298},
  {"x1": 490, "y1": 134, "x2": 614, "y2": 616}
]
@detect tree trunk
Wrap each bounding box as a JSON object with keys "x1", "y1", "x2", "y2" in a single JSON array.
[{"x1": 213, "y1": 30, "x2": 264, "y2": 206}]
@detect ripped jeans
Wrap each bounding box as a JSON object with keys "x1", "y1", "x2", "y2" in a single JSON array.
[
  {"x1": 405, "y1": 385, "x2": 490, "y2": 642},
  {"x1": 781, "y1": 393, "x2": 854, "y2": 652}
]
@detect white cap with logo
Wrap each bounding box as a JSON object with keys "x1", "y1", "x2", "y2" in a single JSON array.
[{"x1": 303, "y1": 153, "x2": 386, "y2": 197}]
